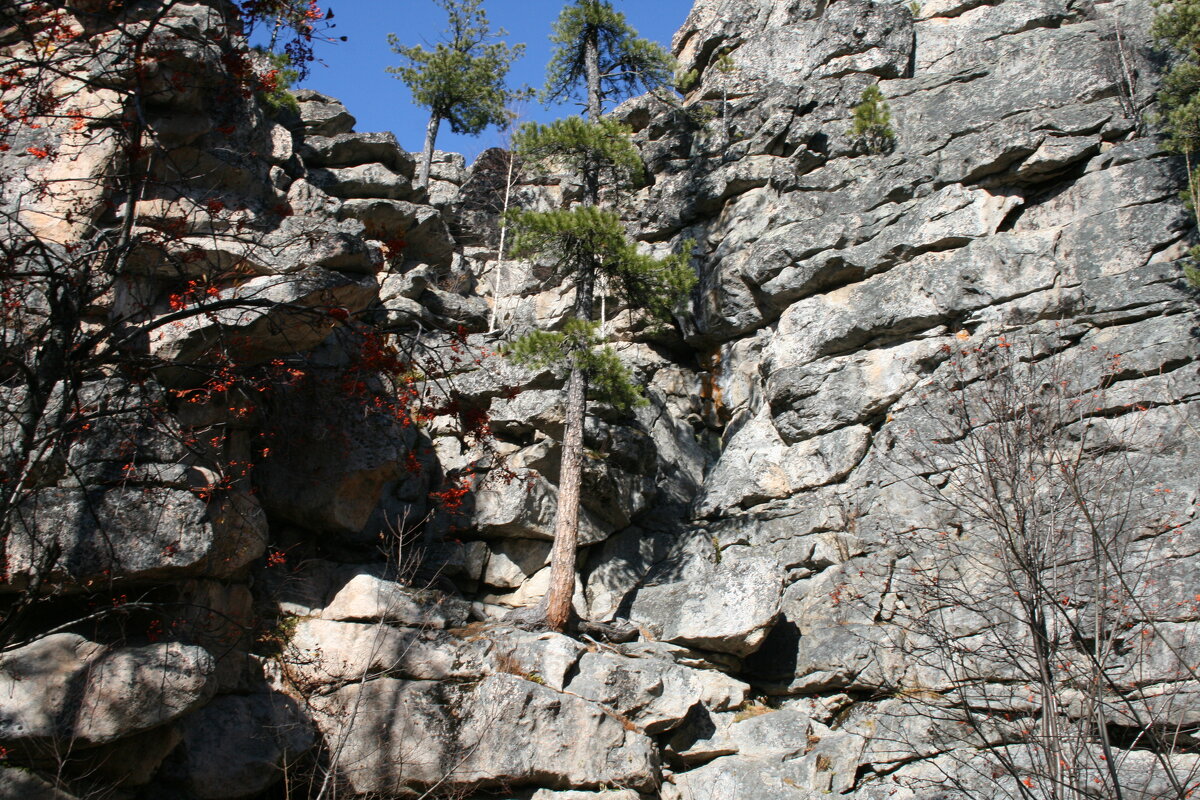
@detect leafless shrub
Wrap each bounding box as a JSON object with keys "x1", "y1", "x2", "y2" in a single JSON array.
[{"x1": 879, "y1": 331, "x2": 1200, "y2": 799}]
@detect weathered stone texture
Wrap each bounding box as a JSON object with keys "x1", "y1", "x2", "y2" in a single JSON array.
[
  {"x1": 311, "y1": 674, "x2": 660, "y2": 795},
  {"x1": 3, "y1": 0, "x2": 1199, "y2": 797}
]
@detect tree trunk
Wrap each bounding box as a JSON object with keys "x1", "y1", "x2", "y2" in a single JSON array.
[
  {"x1": 418, "y1": 112, "x2": 441, "y2": 190},
  {"x1": 584, "y1": 24, "x2": 602, "y2": 123},
  {"x1": 545, "y1": 258, "x2": 596, "y2": 631},
  {"x1": 582, "y1": 24, "x2": 603, "y2": 204},
  {"x1": 544, "y1": 377, "x2": 585, "y2": 630},
  {"x1": 544, "y1": 19, "x2": 607, "y2": 631},
  {"x1": 489, "y1": 149, "x2": 517, "y2": 332}
]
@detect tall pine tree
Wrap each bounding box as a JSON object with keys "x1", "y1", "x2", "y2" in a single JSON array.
[
  {"x1": 1153, "y1": 0, "x2": 1200, "y2": 284},
  {"x1": 544, "y1": 0, "x2": 675, "y2": 123},
  {"x1": 504, "y1": 2, "x2": 689, "y2": 632},
  {"x1": 387, "y1": 0, "x2": 524, "y2": 190}
]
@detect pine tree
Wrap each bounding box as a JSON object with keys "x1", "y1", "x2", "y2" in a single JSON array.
[
  {"x1": 1154, "y1": 0, "x2": 1200, "y2": 152},
  {"x1": 504, "y1": 132, "x2": 694, "y2": 632},
  {"x1": 504, "y1": 4, "x2": 689, "y2": 632},
  {"x1": 848, "y1": 84, "x2": 896, "y2": 154},
  {"x1": 1152, "y1": 0, "x2": 1200, "y2": 284},
  {"x1": 713, "y1": 48, "x2": 737, "y2": 136},
  {"x1": 544, "y1": 0, "x2": 676, "y2": 122},
  {"x1": 387, "y1": 0, "x2": 524, "y2": 190}
]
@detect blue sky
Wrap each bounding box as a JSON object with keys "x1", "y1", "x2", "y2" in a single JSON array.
[{"x1": 293, "y1": 0, "x2": 696, "y2": 163}]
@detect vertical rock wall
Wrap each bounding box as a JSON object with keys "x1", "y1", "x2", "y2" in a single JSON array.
[
  {"x1": 1, "y1": 0, "x2": 1199, "y2": 798},
  {"x1": 601, "y1": 0, "x2": 1200, "y2": 797}
]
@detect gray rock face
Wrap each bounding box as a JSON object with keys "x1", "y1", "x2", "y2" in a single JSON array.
[
  {"x1": 5, "y1": 0, "x2": 1200, "y2": 797},
  {"x1": 629, "y1": 540, "x2": 783, "y2": 657},
  {"x1": 0, "y1": 768, "x2": 78, "y2": 800},
  {"x1": 0, "y1": 3, "x2": 466, "y2": 797},
  {"x1": 5, "y1": 488, "x2": 267, "y2": 589},
  {"x1": 159, "y1": 692, "x2": 312, "y2": 799},
  {"x1": 320, "y1": 572, "x2": 471, "y2": 627},
  {"x1": 295, "y1": 89, "x2": 357, "y2": 137},
  {"x1": 566, "y1": 650, "x2": 750, "y2": 733},
  {"x1": 612, "y1": 0, "x2": 1200, "y2": 794},
  {"x1": 147, "y1": 268, "x2": 379, "y2": 376},
  {"x1": 532, "y1": 792, "x2": 640, "y2": 800},
  {"x1": 254, "y1": 373, "x2": 417, "y2": 540},
  {"x1": 678, "y1": 0, "x2": 914, "y2": 88},
  {"x1": 480, "y1": 538, "x2": 551, "y2": 588},
  {"x1": 339, "y1": 198, "x2": 455, "y2": 264},
  {"x1": 312, "y1": 675, "x2": 660, "y2": 795},
  {"x1": 299, "y1": 132, "x2": 416, "y2": 176},
  {"x1": 262, "y1": 216, "x2": 383, "y2": 274},
  {"x1": 311, "y1": 163, "x2": 415, "y2": 200},
  {"x1": 0, "y1": 635, "x2": 215, "y2": 751},
  {"x1": 469, "y1": 469, "x2": 613, "y2": 545},
  {"x1": 285, "y1": 618, "x2": 484, "y2": 686}
]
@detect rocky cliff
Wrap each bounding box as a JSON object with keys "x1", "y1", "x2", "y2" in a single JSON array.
[{"x1": 1, "y1": 0, "x2": 1198, "y2": 798}]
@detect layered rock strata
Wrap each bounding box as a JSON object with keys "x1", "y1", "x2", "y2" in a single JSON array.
[{"x1": 1, "y1": 0, "x2": 1198, "y2": 798}]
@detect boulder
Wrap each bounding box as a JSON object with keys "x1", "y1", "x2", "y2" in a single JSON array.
[
  {"x1": 311, "y1": 163, "x2": 415, "y2": 200},
  {"x1": 629, "y1": 543, "x2": 783, "y2": 657},
  {"x1": 257, "y1": 560, "x2": 469, "y2": 623},
  {"x1": 0, "y1": 768, "x2": 78, "y2": 800},
  {"x1": 311, "y1": 675, "x2": 659, "y2": 795},
  {"x1": 427, "y1": 151, "x2": 467, "y2": 185},
  {"x1": 160, "y1": 692, "x2": 313, "y2": 799},
  {"x1": 299, "y1": 132, "x2": 416, "y2": 175},
  {"x1": 486, "y1": 628, "x2": 588, "y2": 690},
  {"x1": 423, "y1": 151, "x2": 468, "y2": 206},
  {"x1": 59, "y1": 378, "x2": 191, "y2": 479},
  {"x1": 668, "y1": 735, "x2": 867, "y2": 800},
  {"x1": 470, "y1": 469, "x2": 612, "y2": 545},
  {"x1": 666, "y1": 706, "x2": 824, "y2": 766},
  {"x1": 320, "y1": 573, "x2": 470, "y2": 628},
  {"x1": 480, "y1": 565, "x2": 586, "y2": 612},
  {"x1": 261, "y1": 215, "x2": 382, "y2": 274},
  {"x1": 584, "y1": 525, "x2": 675, "y2": 622},
  {"x1": 746, "y1": 557, "x2": 897, "y2": 694},
  {"x1": 480, "y1": 539, "x2": 551, "y2": 589},
  {"x1": 14, "y1": 90, "x2": 126, "y2": 245},
  {"x1": 565, "y1": 650, "x2": 750, "y2": 733},
  {"x1": 285, "y1": 619, "x2": 486, "y2": 686},
  {"x1": 294, "y1": 89, "x2": 356, "y2": 137},
  {"x1": 0, "y1": 635, "x2": 215, "y2": 751},
  {"x1": 4, "y1": 488, "x2": 266, "y2": 590},
  {"x1": 488, "y1": 391, "x2": 567, "y2": 439},
  {"x1": 419, "y1": 287, "x2": 490, "y2": 330},
  {"x1": 147, "y1": 268, "x2": 379, "y2": 377},
  {"x1": 339, "y1": 198, "x2": 454, "y2": 263},
  {"x1": 696, "y1": 412, "x2": 871, "y2": 515},
  {"x1": 69, "y1": 725, "x2": 183, "y2": 788},
  {"x1": 254, "y1": 379, "x2": 415, "y2": 541}
]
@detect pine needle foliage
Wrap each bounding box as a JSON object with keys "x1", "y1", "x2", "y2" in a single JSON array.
[
  {"x1": 504, "y1": 0, "x2": 690, "y2": 633},
  {"x1": 386, "y1": 0, "x2": 523, "y2": 138},
  {"x1": 1154, "y1": 0, "x2": 1200, "y2": 153},
  {"x1": 614, "y1": 243, "x2": 697, "y2": 322},
  {"x1": 387, "y1": 0, "x2": 524, "y2": 187},
  {"x1": 512, "y1": 117, "x2": 644, "y2": 188},
  {"x1": 848, "y1": 84, "x2": 896, "y2": 154},
  {"x1": 507, "y1": 206, "x2": 696, "y2": 323},
  {"x1": 544, "y1": 0, "x2": 675, "y2": 110},
  {"x1": 253, "y1": 49, "x2": 300, "y2": 114},
  {"x1": 503, "y1": 320, "x2": 646, "y2": 412},
  {"x1": 1153, "y1": 0, "x2": 1200, "y2": 283}
]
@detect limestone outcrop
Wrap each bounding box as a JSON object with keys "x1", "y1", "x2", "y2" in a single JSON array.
[{"x1": 1, "y1": 0, "x2": 1198, "y2": 798}]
